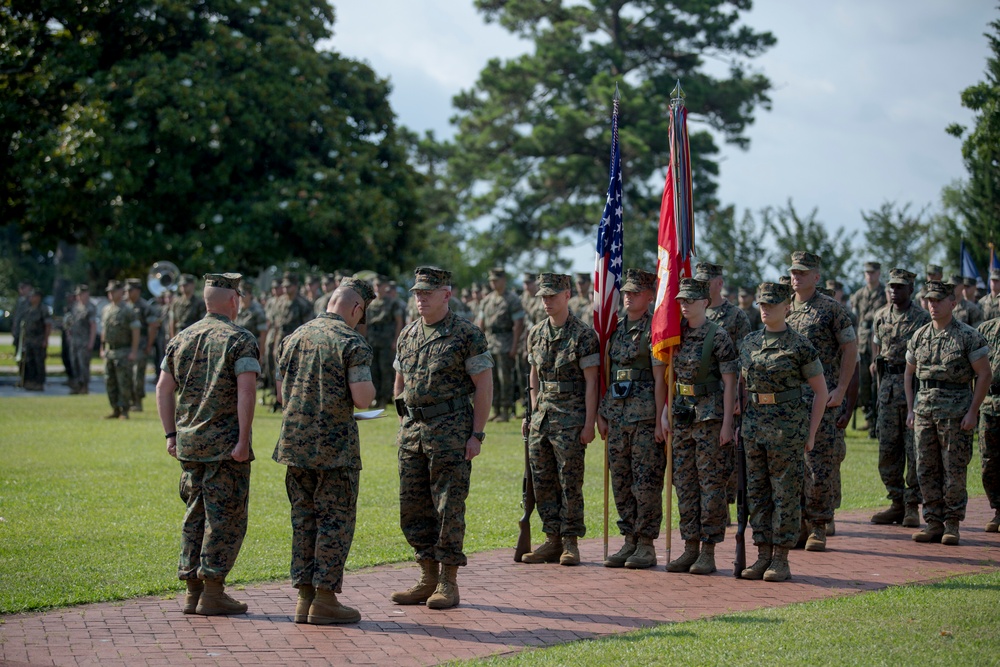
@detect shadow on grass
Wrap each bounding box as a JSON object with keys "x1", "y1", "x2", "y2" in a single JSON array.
[{"x1": 709, "y1": 615, "x2": 784, "y2": 625}]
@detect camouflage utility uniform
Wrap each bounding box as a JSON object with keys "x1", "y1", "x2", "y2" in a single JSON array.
[
  {"x1": 20, "y1": 301, "x2": 51, "y2": 390},
  {"x1": 600, "y1": 310, "x2": 666, "y2": 541},
  {"x1": 872, "y1": 298, "x2": 929, "y2": 511},
  {"x1": 128, "y1": 292, "x2": 161, "y2": 408},
  {"x1": 162, "y1": 312, "x2": 261, "y2": 582},
  {"x1": 395, "y1": 310, "x2": 493, "y2": 566},
  {"x1": 787, "y1": 291, "x2": 856, "y2": 527},
  {"x1": 907, "y1": 318, "x2": 989, "y2": 530},
  {"x1": 850, "y1": 281, "x2": 887, "y2": 433},
  {"x1": 65, "y1": 294, "x2": 97, "y2": 392},
  {"x1": 478, "y1": 287, "x2": 524, "y2": 418},
  {"x1": 953, "y1": 298, "x2": 984, "y2": 328},
  {"x1": 977, "y1": 317, "x2": 1000, "y2": 529},
  {"x1": 274, "y1": 311, "x2": 373, "y2": 593},
  {"x1": 169, "y1": 293, "x2": 206, "y2": 335},
  {"x1": 526, "y1": 314, "x2": 600, "y2": 539},
  {"x1": 671, "y1": 320, "x2": 737, "y2": 545},
  {"x1": 365, "y1": 294, "x2": 403, "y2": 405},
  {"x1": 234, "y1": 299, "x2": 267, "y2": 348},
  {"x1": 741, "y1": 328, "x2": 823, "y2": 548},
  {"x1": 102, "y1": 300, "x2": 140, "y2": 412}
]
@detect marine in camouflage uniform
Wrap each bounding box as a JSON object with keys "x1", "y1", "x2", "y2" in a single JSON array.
[
  {"x1": 273, "y1": 279, "x2": 375, "y2": 624},
  {"x1": 391, "y1": 267, "x2": 493, "y2": 610},
  {"x1": 568, "y1": 272, "x2": 594, "y2": 327},
  {"x1": 980, "y1": 268, "x2": 1000, "y2": 322},
  {"x1": 157, "y1": 273, "x2": 260, "y2": 615},
  {"x1": 521, "y1": 273, "x2": 600, "y2": 567},
  {"x1": 786, "y1": 251, "x2": 858, "y2": 552},
  {"x1": 64, "y1": 285, "x2": 97, "y2": 394},
  {"x1": 261, "y1": 279, "x2": 283, "y2": 390},
  {"x1": 978, "y1": 313, "x2": 1000, "y2": 533},
  {"x1": 168, "y1": 274, "x2": 207, "y2": 338},
  {"x1": 126, "y1": 278, "x2": 162, "y2": 411},
  {"x1": 697, "y1": 262, "x2": 751, "y2": 508},
  {"x1": 850, "y1": 262, "x2": 887, "y2": 437},
  {"x1": 234, "y1": 282, "x2": 268, "y2": 351},
  {"x1": 476, "y1": 267, "x2": 524, "y2": 422},
  {"x1": 270, "y1": 273, "x2": 315, "y2": 403},
  {"x1": 905, "y1": 279, "x2": 992, "y2": 546},
  {"x1": 739, "y1": 282, "x2": 826, "y2": 582},
  {"x1": 598, "y1": 269, "x2": 666, "y2": 569},
  {"x1": 869, "y1": 269, "x2": 930, "y2": 527},
  {"x1": 738, "y1": 286, "x2": 763, "y2": 332},
  {"x1": 20, "y1": 290, "x2": 51, "y2": 391},
  {"x1": 950, "y1": 275, "x2": 984, "y2": 328},
  {"x1": 663, "y1": 277, "x2": 738, "y2": 575},
  {"x1": 101, "y1": 281, "x2": 140, "y2": 418},
  {"x1": 366, "y1": 276, "x2": 405, "y2": 406}
]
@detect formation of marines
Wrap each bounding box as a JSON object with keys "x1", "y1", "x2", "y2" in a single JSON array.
[{"x1": 14, "y1": 252, "x2": 1000, "y2": 622}]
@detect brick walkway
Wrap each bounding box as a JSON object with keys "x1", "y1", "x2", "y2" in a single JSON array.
[{"x1": 3, "y1": 497, "x2": 999, "y2": 666}]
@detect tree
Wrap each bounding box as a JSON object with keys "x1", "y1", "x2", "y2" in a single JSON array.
[
  {"x1": 860, "y1": 201, "x2": 935, "y2": 275},
  {"x1": 944, "y1": 14, "x2": 1000, "y2": 272},
  {"x1": 698, "y1": 204, "x2": 767, "y2": 289},
  {"x1": 448, "y1": 0, "x2": 775, "y2": 267},
  {"x1": 763, "y1": 199, "x2": 854, "y2": 286},
  {"x1": 2, "y1": 0, "x2": 424, "y2": 282}
]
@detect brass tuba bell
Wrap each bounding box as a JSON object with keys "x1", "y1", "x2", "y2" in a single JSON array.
[{"x1": 147, "y1": 261, "x2": 180, "y2": 297}]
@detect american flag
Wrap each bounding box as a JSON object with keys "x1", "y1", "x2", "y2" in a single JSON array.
[{"x1": 593, "y1": 89, "x2": 623, "y2": 397}]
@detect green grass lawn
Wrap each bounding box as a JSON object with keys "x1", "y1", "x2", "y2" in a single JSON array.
[
  {"x1": 0, "y1": 395, "x2": 984, "y2": 614},
  {"x1": 467, "y1": 570, "x2": 1000, "y2": 666}
]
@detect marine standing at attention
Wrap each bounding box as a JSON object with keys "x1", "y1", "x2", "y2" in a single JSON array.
[
  {"x1": 905, "y1": 280, "x2": 991, "y2": 546},
  {"x1": 661, "y1": 278, "x2": 737, "y2": 575},
  {"x1": 740, "y1": 282, "x2": 827, "y2": 582},
  {"x1": 520, "y1": 273, "x2": 599, "y2": 567},
  {"x1": 391, "y1": 267, "x2": 493, "y2": 610},
  {"x1": 597, "y1": 269, "x2": 666, "y2": 570}
]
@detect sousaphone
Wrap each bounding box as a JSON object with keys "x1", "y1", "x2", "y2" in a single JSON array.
[{"x1": 147, "y1": 261, "x2": 180, "y2": 297}]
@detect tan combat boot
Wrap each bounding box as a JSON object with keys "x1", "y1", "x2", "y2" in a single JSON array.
[
  {"x1": 118, "y1": 408, "x2": 129, "y2": 420},
  {"x1": 560, "y1": 536, "x2": 581, "y2": 566},
  {"x1": 521, "y1": 534, "x2": 562, "y2": 563},
  {"x1": 804, "y1": 522, "x2": 826, "y2": 552},
  {"x1": 624, "y1": 536, "x2": 656, "y2": 570},
  {"x1": 426, "y1": 564, "x2": 460, "y2": 609},
  {"x1": 665, "y1": 540, "x2": 700, "y2": 572},
  {"x1": 763, "y1": 546, "x2": 791, "y2": 582},
  {"x1": 294, "y1": 584, "x2": 315, "y2": 624},
  {"x1": 871, "y1": 500, "x2": 905, "y2": 525},
  {"x1": 603, "y1": 535, "x2": 637, "y2": 568},
  {"x1": 688, "y1": 542, "x2": 716, "y2": 575},
  {"x1": 986, "y1": 510, "x2": 1000, "y2": 533},
  {"x1": 308, "y1": 588, "x2": 361, "y2": 624},
  {"x1": 182, "y1": 579, "x2": 203, "y2": 614},
  {"x1": 195, "y1": 579, "x2": 248, "y2": 615},
  {"x1": 941, "y1": 519, "x2": 961, "y2": 546},
  {"x1": 912, "y1": 519, "x2": 944, "y2": 543},
  {"x1": 902, "y1": 504, "x2": 921, "y2": 528},
  {"x1": 740, "y1": 543, "x2": 772, "y2": 580},
  {"x1": 390, "y1": 560, "x2": 438, "y2": 604}
]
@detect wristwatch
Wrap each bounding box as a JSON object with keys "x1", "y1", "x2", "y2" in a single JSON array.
[{"x1": 472, "y1": 431, "x2": 486, "y2": 443}]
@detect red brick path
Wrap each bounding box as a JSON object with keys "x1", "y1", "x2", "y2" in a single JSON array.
[{"x1": 3, "y1": 497, "x2": 998, "y2": 666}]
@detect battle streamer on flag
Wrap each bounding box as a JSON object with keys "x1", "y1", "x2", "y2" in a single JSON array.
[{"x1": 593, "y1": 85, "x2": 624, "y2": 397}]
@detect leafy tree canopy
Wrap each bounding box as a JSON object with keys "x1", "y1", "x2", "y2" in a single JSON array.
[
  {"x1": 943, "y1": 14, "x2": 1000, "y2": 272},
  {"x1": 448, "y1": 0, "x2": 775, "y2": 268},
  {"x1": 2, "y1": 0, "x2": 425, "y2": 282}
]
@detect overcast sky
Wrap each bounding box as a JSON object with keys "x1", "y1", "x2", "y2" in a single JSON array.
[{"x1": 327, "y1": 1, "x2": 996, "y2": 273}]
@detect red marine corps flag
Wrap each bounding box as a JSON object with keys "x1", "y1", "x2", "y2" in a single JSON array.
[
  {"x1": 652, "y1": 82, "x2": 694, "y2": 361},
  {"x1": 651, "y1": 82, "x2": 695, "y2": 563}
]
